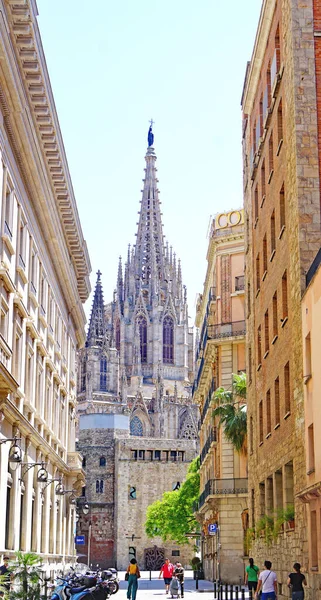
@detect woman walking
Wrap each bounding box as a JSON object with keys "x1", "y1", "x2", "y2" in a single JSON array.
[
  {"x1": 245, "y1": 557, "x2": 260, "y2": 592},
  {"x1": 287, "y1": 563, "x2": 307, "y2": 600},
  {"x1": 126, "y1": 558, "x2": 141, "y2": 600}
]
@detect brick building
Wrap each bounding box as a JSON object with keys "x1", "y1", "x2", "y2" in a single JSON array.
[
  {"x1": 242, "y1": 0, "x2": 321, "y2": 596},
  {"x1": 76, "y1": 130, "x2": 199, "y2": 570},
  {"x1": 193, "y1": 210, "x2": 247, "y2": 584}
]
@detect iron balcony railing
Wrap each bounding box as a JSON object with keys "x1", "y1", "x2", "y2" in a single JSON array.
[
  {"x1": 235, "y1": 275, "x2": 245, "y2": 291},
  {"x1": 200, "y1": 378, "x2": 216, "y2": 424},
  {"x1": 200, "y1": 427, "x2": 217, "y2": 464},
  {"x1": 198, "y1": 478, "x2": 248, "y2": 509},
  {"x1": 207, "y1": 321, "x2": 246, "y2": 340}
]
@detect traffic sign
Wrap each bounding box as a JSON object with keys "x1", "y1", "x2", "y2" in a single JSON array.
[
  {"x1": 75, "y1": 535, "x2": 85, "y2": 545},
  {"x1": 208, "y1": 523, "x2": 218, "y2": 535}
]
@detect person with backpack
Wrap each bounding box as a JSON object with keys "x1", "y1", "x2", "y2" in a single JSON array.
[{"x1": 245, "y1": 557, "x2": 260, "y2": 592}]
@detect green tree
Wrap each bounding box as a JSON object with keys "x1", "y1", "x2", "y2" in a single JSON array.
[
  {"x1": 9, "y1": 552, "x2": 44, "y2": 600},
  {"x1": 145, "y1": 457, "x2": 200, "y2": 545},
  {"x1": 212, "y1": 372, "x2": 247, "y2": 454}
]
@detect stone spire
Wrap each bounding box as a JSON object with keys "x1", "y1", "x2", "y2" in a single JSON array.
[
  {"x1": 133, "y1": 130, "x2": 166, "y2": 289},
  {"x1": 86, "y1": 270, "x2": 105, "y2": 347}
]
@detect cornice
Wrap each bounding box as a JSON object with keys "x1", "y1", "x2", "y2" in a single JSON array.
[
  {"x1": 0, "y1": 1, "x2": 91, "y2": 344},
  {"x1": 242, "y1": 0, "x2": 276, "y2": 114}
]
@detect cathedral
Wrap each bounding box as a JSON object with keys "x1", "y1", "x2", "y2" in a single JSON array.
[{"x1": 76, "y1": 127, "x2": 199, "y2": 569}]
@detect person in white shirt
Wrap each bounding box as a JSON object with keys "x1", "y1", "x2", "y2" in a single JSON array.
[{"x1": 255, "y1": 561, "x2": 277, "y2": 600}]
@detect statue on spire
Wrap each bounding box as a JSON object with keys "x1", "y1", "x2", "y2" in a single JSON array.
[{"x1": 148, "y1": 119, "x2": 154, "y2": 147}]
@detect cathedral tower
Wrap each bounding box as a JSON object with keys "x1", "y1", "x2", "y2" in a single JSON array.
[{"x1": 76, "y1": 126, "x2": 199, "y2": 569}]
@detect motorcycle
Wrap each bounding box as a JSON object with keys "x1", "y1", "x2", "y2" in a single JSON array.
[
  {"x1": 101, "y1": 569, "x2": 119, "y2": 595},
  {"x1": 50, "y1": 574, "x2": 110, "y2": 600}
]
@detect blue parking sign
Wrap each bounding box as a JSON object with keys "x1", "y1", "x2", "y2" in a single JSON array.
[
  {"x1": 75, "y1": 535, "x2": 85, "y2": 545},
  {"x1": 208, "y1": 523, "x2": 217, "y2": 535}
]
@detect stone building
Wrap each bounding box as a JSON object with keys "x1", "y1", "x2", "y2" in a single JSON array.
[
  {"x1": 193, "y1": 210, "x2": 247, "y2": 584},
  {"x1": 76, "y1": 131, "x2": 199, "y2": 570},
  {"x1": 242, "y1": 0, "x2": 321, "y2": 596},
  {"x1": 0, "y1": 0, "x2": 91, "y2": 571}
]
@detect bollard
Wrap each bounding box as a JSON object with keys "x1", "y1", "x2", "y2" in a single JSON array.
[
  {"x1": 235, "y1": 586, "x2": 239, "y2": 600},
  {"x1": 230, "y1": 584, "x2": 234, "y2": 600},
  {"x1": 214, "y1": 580, "x2": 217, "y2": 599},
  {"x1": 241, "y1": 588, "x2": 245, "y2": 600},
  {"x1": 149, "y1": 570, "x2": 151, "y2": 581},
  {"x1": 196, "y1": 573, "x2": 199, "y2": 591},
  {"x1": 220, "y1": 584, "x2": 223, "y2": 600},
  {"x1": 225, "y1": 583, "x2": 228, "y2": 598}
]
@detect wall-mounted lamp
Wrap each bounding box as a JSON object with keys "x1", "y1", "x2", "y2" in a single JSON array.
[
  {"x1": 0, "y1": 437, "x2": 22, "y2": 470},
  {"x1": 19, "y1": 461, "x2": 48, "y2": 484},
  {"x1": 41, "y1": 477, "x2": 64, "y2": 498}
]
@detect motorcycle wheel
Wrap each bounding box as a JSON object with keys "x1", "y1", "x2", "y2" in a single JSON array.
[
  {"x1": 80, "y1": 591, "x2": 109, "y2": 600},
  {"x1": 109, "y1": 581, "x2": 119, "y2": 594}
]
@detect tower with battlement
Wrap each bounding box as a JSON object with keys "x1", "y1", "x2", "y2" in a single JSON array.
[{"x1": 76, "y1": 128, "x2": 199, "y2": 569}]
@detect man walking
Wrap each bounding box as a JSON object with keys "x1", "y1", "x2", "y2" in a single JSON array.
[
  {"x1": 255, "y1": 561, "x2": 277, "y2": 600},
  {"x1": 174, "y1": 562, "x2": 184, "y2": 598},
  {"x1": 0, "y1": 557, "x2": 10, "y2": 597},
  {"x1": 159, "y1": 558, "x2": 174, "y2": 594}
]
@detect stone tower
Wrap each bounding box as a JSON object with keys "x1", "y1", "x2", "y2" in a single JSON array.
[{"x1": 76, "y1": 127, "x2": 199, "y2": 569}]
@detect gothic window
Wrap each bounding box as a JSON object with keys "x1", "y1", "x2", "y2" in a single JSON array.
[
  {"x1": 163, "y1": 315, "x2": 174, "y2": 364},
  {"x1": 100, "y1": 357, "x2": 107, "y2": 391},
  {"x1": 82, "y1": 457, "x2": 86, "y2": 468},
  {"x1": 136, "y1": 315, "x2": 147, "y2": 363},
  {"x1": 130, "y1": 416, "x2": 144, "y2": 437},
  {"x1": 129, "y1": 486, "x2": 137, "y2": 500},
  {"x1": 96, "y1": 480, "x2": 104, "y2": 493},
  {"x1": 80, "y1": 359, "x2": 86, "y2": 392},
  {"x1": 99, "y1": 456, "x2": 106, "y2": 467},
  {"x1": 115, "y1": 319, "x2": 120, "y2": 352}
]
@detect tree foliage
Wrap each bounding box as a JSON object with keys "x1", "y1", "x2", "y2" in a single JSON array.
[
  {"x1": 212, "y1": 372, "x2": 247, "y2": 454},
  {"x1": 145, "y1": 457, "x2": 200, "y2": 545}
]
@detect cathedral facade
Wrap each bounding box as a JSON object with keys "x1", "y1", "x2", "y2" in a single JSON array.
[{"x1": 76, "y1": 132, "x2": 199, "y2": 569}]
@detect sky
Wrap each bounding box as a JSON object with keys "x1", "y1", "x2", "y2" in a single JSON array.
[{"x1": 37, "y1": 0, "x2": 262, "y2": 323}]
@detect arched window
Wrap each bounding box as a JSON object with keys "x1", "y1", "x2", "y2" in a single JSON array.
[
  {"x1": 100, "y1": 357, "x2": 107, "y2": 391},
  {"x1": 130, "y1": 416, "x2": 144, "y2": 437},
  {"x1": 99, "y1": 457, "x2": 106, "y2": 467},
  {"x1": 80, "y1": 359, "x2": 86, "y2": 392},
  {"x1": 136, "y1": 315, "x2": 147, "y2": 363},
  {"x1": 115, "y1": 319, "x2": 120, "y2": 352},
  {"x1": 163, "y1": 315, "x2": 174, "y2": 364},
  {"x1": 82, "y1": 457, "x2": 86, "y2": 468},
  {"x1": 96, "y1": 480, "x2": 104, "y2": 494}
]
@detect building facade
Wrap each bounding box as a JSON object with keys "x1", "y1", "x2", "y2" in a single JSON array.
[
  {"x1": 0, "y1": 0, "x2": 91, "y2": 571},
  {"x1": 301, "y1": 251, "x2": 321, "y2": 581},
  {"x1": 76, "y1": 134, "x2": 199, "y2": 570},
  {"x1": 242, "y1": 0, "x2": 321, "y2": 596},
  {"x1": 193, "y1": 210, "x2": 247, "y2": 584}
]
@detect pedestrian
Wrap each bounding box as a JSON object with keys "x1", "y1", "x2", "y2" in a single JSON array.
[
  {"x1": 245, "y1": 557, "x2": 260, "y2": 592},
  {"x1": 169, "y1": 574, "x2": 180, "y2": 598},
  {"x1": 126, "y1": 558, "x2": 141, "y2": 600},
  {"x1": 0, "y1": 556, "x2": 10, "y2": 598},
  {"x1": 255, "y1": 561, "x2": 277, "y2": 600},
  {"x1": 159, "y1": 558, "x2": 174, "y2": 594},
  {"x1": 174, "y1": 562, "x2": 184, "y2": 598},
  {"x1": 287, "y1": 563, "x2": 307, "y2": 600}
]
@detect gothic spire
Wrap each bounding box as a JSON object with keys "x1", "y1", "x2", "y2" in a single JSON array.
[
  {"x1": 86, "y1": 270, "x2": 105, "y2": 347},
  {"x1": 133, "y1": 127, "x2": 166, "y2": 288}
]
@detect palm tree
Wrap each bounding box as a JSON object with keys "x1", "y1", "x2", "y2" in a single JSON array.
[{"x1": 212, "y1": 372, "x2": 247, "y2": 453}]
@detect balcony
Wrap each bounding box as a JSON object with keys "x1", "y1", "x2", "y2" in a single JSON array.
[
  {"x1": 200, "y1": 427, "x2": 217, "y2": 464},
  {"x1": 235, "y1": 275, "x2": 245, "y2": 292},
  {"x1": 200, "y1": 378, "x2": 216, "y2": 424},
  {"x1": 207, "y1": 321, "x2": 246, "y2": 341},
  {"x1": 198, "y1": 478, "x2": 248, "y2": 509}
]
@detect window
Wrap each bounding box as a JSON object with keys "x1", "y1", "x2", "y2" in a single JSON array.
[
  {"x1": 82, "y1": 457, "x2": 86, "y2": 468},
  {"x1": 277, "y1": 100, "x2": 283, "y2": 149},
  {"x1": 259, "y1": 400, "x2": 263, "y2": 444},
  {"x1": 261, "y1": 160, "x2": 266, "y2": 202},
  {"x1": 305, "y1": 333, "x2": 312, "y2": 379},
  {"x1": 264, "y1": 310, "x2": 269, "y2": 355},
  {"x1": 115, "y1": 319, "x2": 120, "y2": 352},
  {"x1": 172, "y1": 482, "x2": 180, "y2": 491},
  {"x1": 172, "y1": 550, "x2": 180, "y2": 557},
  {"x1": 280, "y1": 184, "x2": 285, "y2": 232},
  {"x1": 30, "y1": 251, "x2": 38, "y2": 294},
  {"x1": 18, "y1": 217, "x2": 27, "y2": 269},
  {"x1": 130, "y1": 416, "x2": 144, "y2": 437},
  {"x1": 96, "y1": 480, "x2": 104, "y2": 494},
  {"x1": 170, "y1": 451, "x2": 178, "y2": 462},
  {"x1": 100, "y1": 357, "x2": 107, "y2": 391},
  {"x1": 248, "y1": 346, "x2": 252, "y2": 384},
  {"x1": 129, "y1": 486, "x2": 137, "y2": 500},
  {"x1": 247, "y1": 282, "x2": 251, "y2": 317},
  {"x1": 282, "y1": 270, "x2": 288, "y2": 321},
  {"x1": 81, "y1": 486, "x2": 86, "y2": 497},
  {"x1": 263, "y1": 234, "x2": 268, "y2": 276},
  {"x1": 308, "y1": 424, "x2": 315, "y2": 474},
  {"x1": 254, "y1": 186, "x2": 259, "y2": 224},
  {"x1": 310, "y1": 510, "x2": 318, "y2": 568},
  {"x1": 275, "y1": 377, "x2": 280, "y2": 426},
  {"x1": 256, "y1": 254, "x2": 260, "y2": 293},
  {"x1": 163, "y1": 315, "x2": 174, "y2": 364},
  {"x1": 136, "y1": 315, "x2": 147, "y2": 363},
  {"x1": 273, "y1": 292, "x2": 278, "y2": 339},
  {"x1": 270, "y1": 210, "x2": 276, "y2": 256},
  {"x1": 284, "y1": 362, "x2": 290, "y2": 414},
  {"x1": 4, "y1": 184, "x2": 13, "y2": 239},
  {"x1": 80, "y1": 359, "x2": 86, "y2": 393},
  {"x1": 257, "y1": 326, "x2": 262, "y2": 367},
  {"x1": 250, "y1": 416, "x2": 254, "y2": 454},
  {"x1": 99, "y1": 456, "x2": 106, "y2": 467},
  {"x1": 266, "y1": 389, "x2": 271, "y2": 435},
  {"x1": 268, "y1": 133, "x2": 274, "y2": 180},
  {"x1": 154, "y1": 450, "x2": 161, "y2": 461}
]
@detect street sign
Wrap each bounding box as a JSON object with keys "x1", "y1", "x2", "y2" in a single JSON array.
[
  {"x1": 208, "y1": 523, "x2": 218, "y2": 535},
  {"x1": 75, "y1": 535, "x2": 85, "y2": 545}
]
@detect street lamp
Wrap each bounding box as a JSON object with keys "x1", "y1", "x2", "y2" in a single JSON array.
[
  {"x1": 0, "y1": 437, "x2": 22, "y2": 470},
  {"x1": 19, "y1": 461, "x2": 48, "y2": 484},
  {"x1": 41, "y1": 477, "x2": 65, "y2": 498}
]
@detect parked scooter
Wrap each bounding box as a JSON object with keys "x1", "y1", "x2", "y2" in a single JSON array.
[{"x1": 50, "y1": 574, "x2": 110, "y2": 600}]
